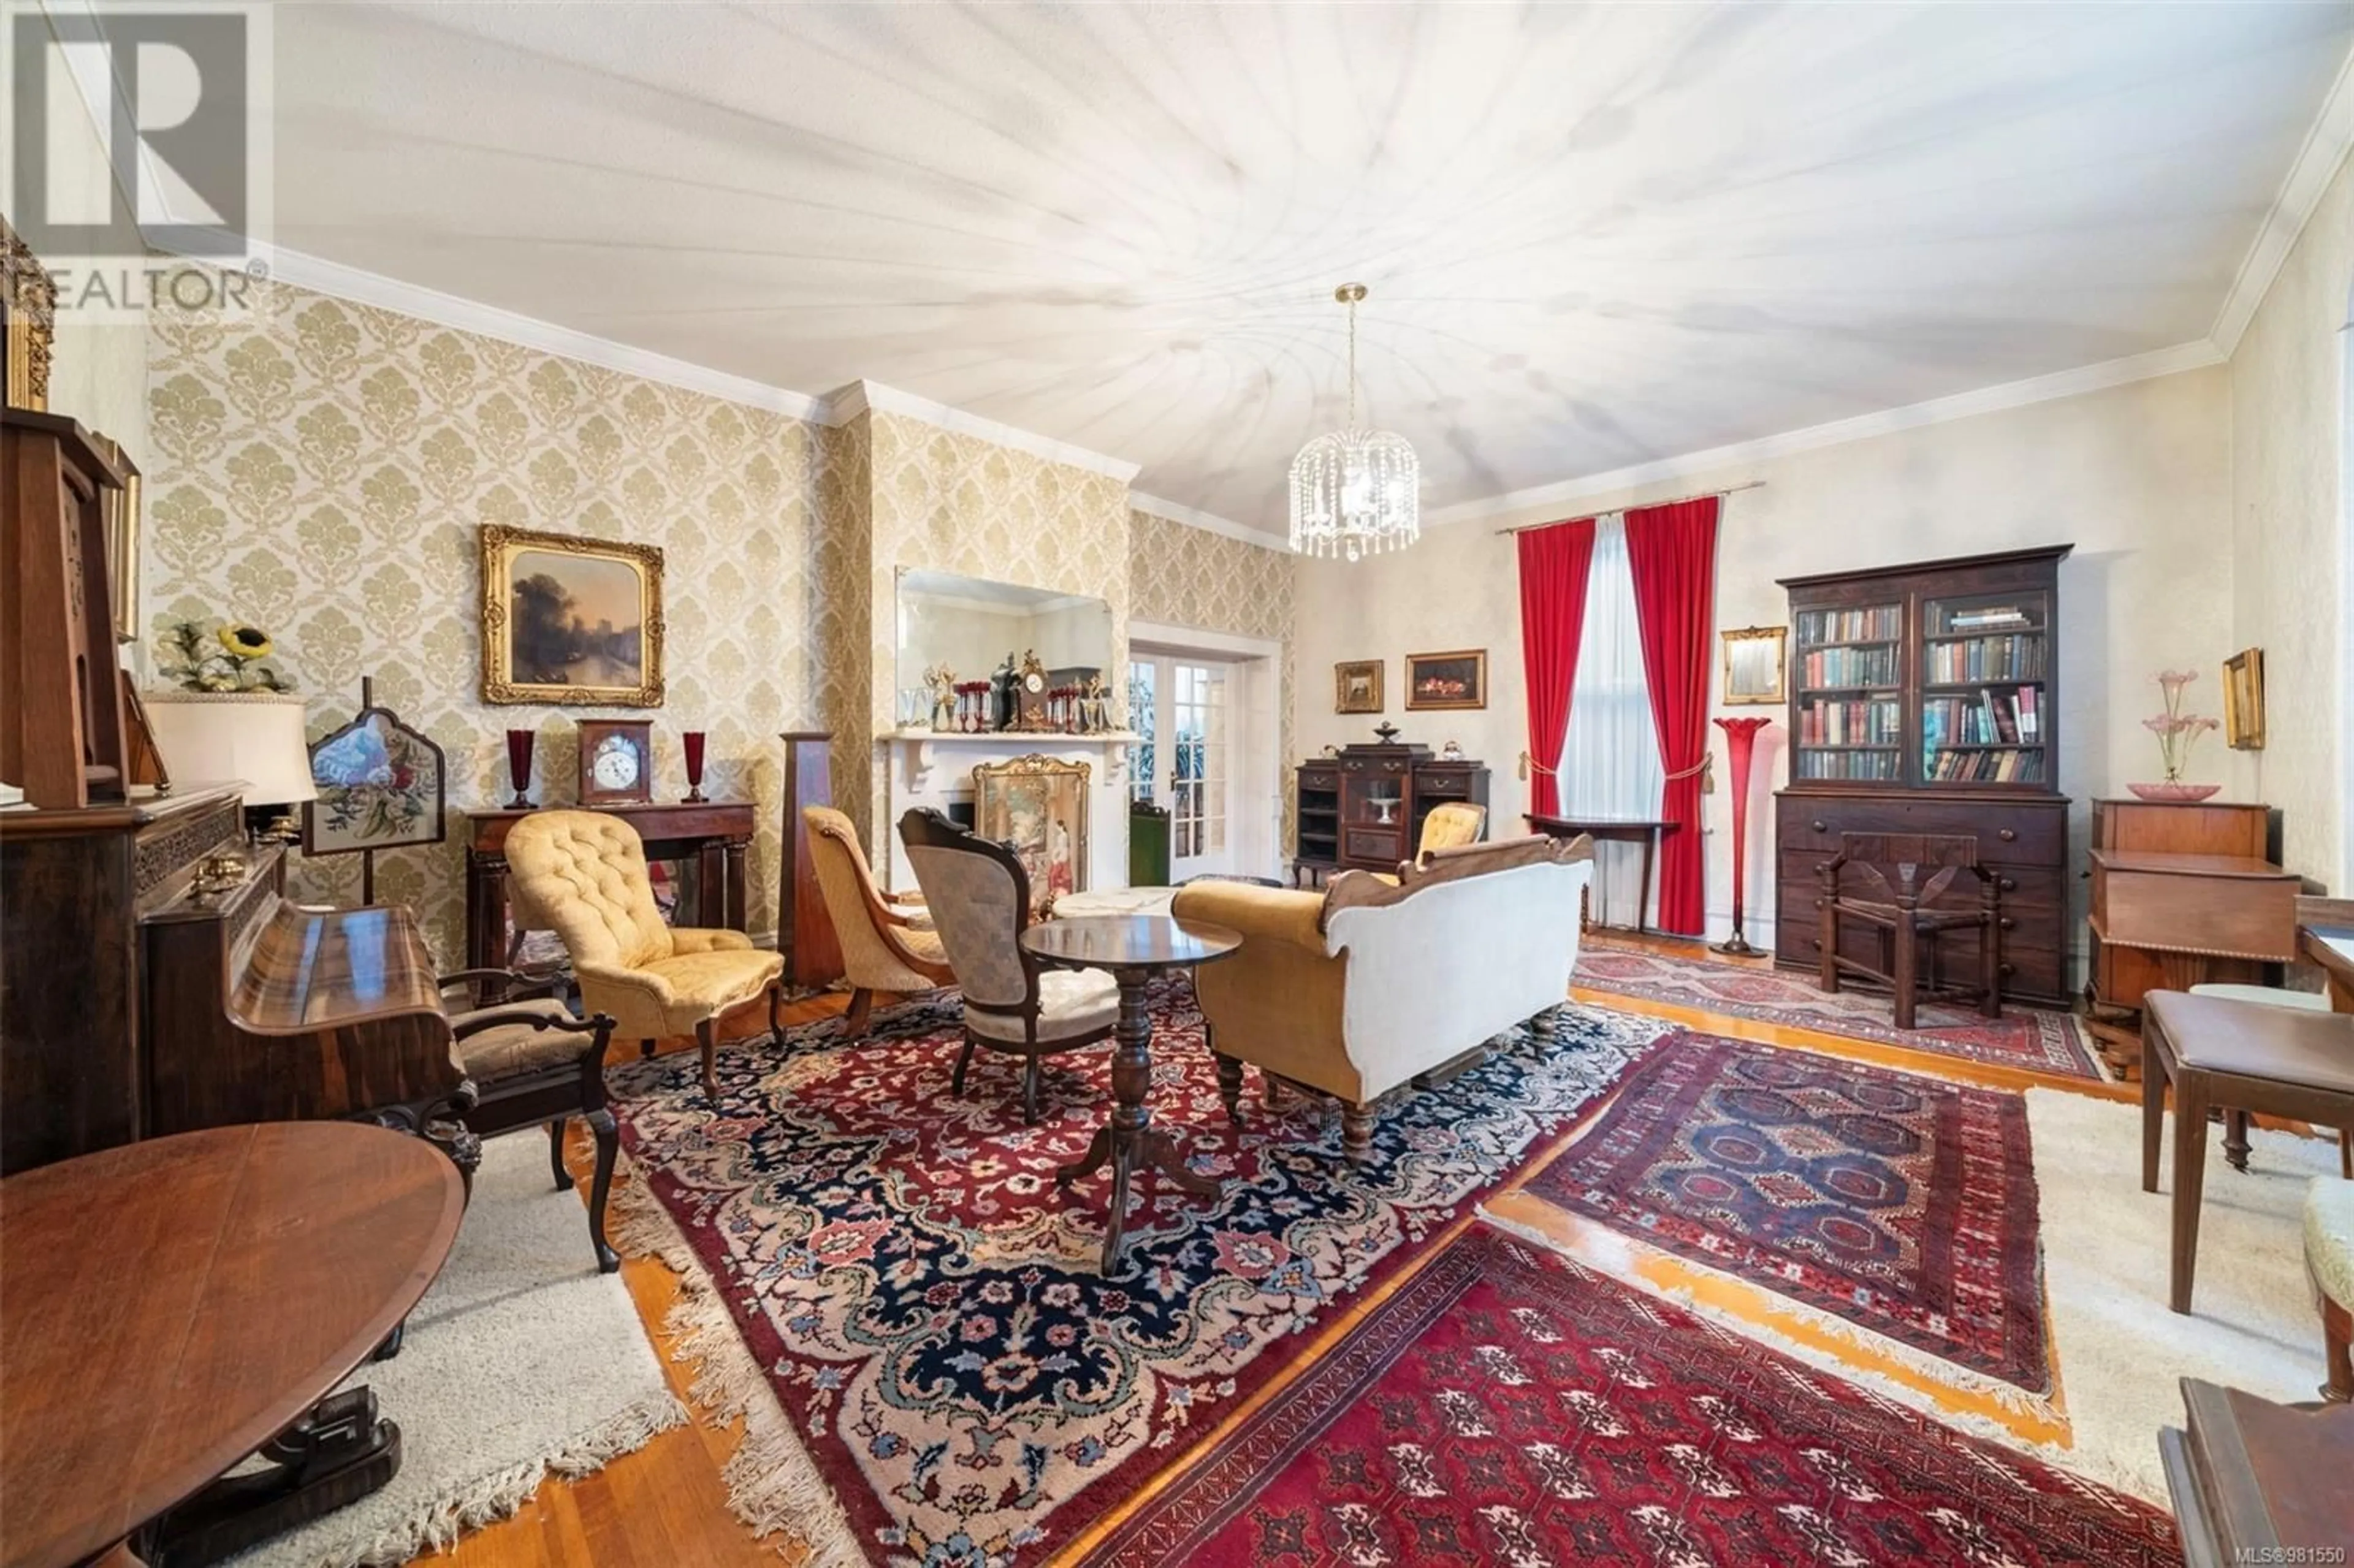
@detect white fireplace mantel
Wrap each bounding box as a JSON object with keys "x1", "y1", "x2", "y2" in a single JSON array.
[{"x1": 885, "y1": 728, "x2": 1141, "y2": 793}]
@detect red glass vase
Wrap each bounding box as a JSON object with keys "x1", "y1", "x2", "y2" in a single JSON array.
[
  {"x1": 682, "y1": 731, "x2": 707, "y2": 803},
  {"x1": 1711, "y1": 717, "x2": 1772, "y2": 957},
  {"x1": 504, "y1": 729, "x2": 535, "y2": 809}
]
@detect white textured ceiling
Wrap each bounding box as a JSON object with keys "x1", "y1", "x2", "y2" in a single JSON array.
[{"x1": 269, "y1": 2, "x2": 2353, "y2": 533}]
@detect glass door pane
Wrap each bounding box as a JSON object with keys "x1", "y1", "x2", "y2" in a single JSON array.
[
  {"x1": 1791, "y1": 602, "x2": 1903, "y2": 782},
  {"x1": 1170, "y1": 661, "x2": 1230, "y2": 876},
  {"x1": 1127, "y1": 660, "x2": 1157, "y2": 805},
  {"x1": 1921, "y1": 590, "x2": 2051, "y2": 786}
]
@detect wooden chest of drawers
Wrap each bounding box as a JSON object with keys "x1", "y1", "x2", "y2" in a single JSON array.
[{"x1": 1772, "y1": 788, "x2": 2073, "y2": 1008}]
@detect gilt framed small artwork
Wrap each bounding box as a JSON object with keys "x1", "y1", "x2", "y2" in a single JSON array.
[
  {"x1": 1335, "y1": 660, "x2": 1383, "y2": 714},
  {"x1": 1406, "y1": 650, "x2": 1487, "y2": 711},
  {"x1": 2222, "y1": 647, "x2": 2264, "y2": 750},
  {"x1": 1720, "y1": 626, "x2": 1788, "y2": 706},
  {"x1": 481, "y1": 525, "x2": 665, "y2": 707}
]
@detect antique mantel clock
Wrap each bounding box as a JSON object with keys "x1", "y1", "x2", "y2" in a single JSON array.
[{"x1": 576, "y1": 719, "x2": 654, "y2": 805}]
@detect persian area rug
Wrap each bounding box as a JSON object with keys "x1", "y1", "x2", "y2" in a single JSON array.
[
  {"x1": 1573, "y1": 942, "x2": 2103, "y2": 1080},
  {"x1": 606, "y1": 981, "x2": 1663, "y2": 1567},
  {"x1": 233, "y1": 1135, "x2": 684, "y2": 1568},
  {"x1": 2025, "y1": 1087, "x2": 2334, "y2": 1502},
  {"x1": 1525, "y1": 1032, "x2": 2051, "y2": 1395},
  {"x1": 1082, "y1": 1226, "x2": 2176, "y2": 1568}
]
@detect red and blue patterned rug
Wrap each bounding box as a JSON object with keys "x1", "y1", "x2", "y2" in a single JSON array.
[
  {"x1": 1083, "y1": 1226, "x2": 2174, "y2": 1567},
  {"x1": 1574, "y1": 943, "x2": 2103, "y2": 1079},
  {"x1": 609, "y1": 984, "x2": 1663, "y2": 1567},
  {"x1": 1526, "y1": 1031, "x2": 2051, "y2": 1392}
]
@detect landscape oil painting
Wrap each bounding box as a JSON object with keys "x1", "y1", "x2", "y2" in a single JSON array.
[{"x1": 480, "y1": 525, "x2": 666, "y2": 706}]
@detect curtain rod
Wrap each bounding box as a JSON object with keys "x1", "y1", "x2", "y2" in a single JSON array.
[{"x1": 1493, "y1": 478, "x2": 1766, "y2": 536}]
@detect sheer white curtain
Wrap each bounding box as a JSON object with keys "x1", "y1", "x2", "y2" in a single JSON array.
[{"x1": 1558, "y1": 514, "x2": 1664, "y2": 926}]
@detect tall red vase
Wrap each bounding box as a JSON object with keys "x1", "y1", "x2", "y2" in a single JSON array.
[
  {"x1": 682, "y1": 731, "x2": 707, "y2": 803},
  {"x1": 504, "y1": 728, "x2": 535, "y2": 809},
  {"x1": 1711, "y1": 717, "x2": 1772, "y2": 957}
]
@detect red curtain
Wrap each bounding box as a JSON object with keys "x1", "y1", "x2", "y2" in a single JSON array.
[
  {"x1": 1516, "y1": 519, "x2": 1597, "y2": 820},
  {"x1": 1624, "y1": 497, "x2": 1720, "y2": 935}
]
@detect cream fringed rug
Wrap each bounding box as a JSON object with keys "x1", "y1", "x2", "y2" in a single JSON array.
[
  {"x1": 231, "y1": 1135, "x2": 684, "y2": 1568},
  {"x1": 2026, "y1": 1087, "x2": 2334, "y2": 1501}
]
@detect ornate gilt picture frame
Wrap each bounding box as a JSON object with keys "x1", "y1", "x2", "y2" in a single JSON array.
[
  {"x1": 2222, "y1": 647, "x2": 2264, "y2": 750},
  {"x1": 1334, "y1": 660, "x2": 1383, "y2": 714},
  {"x1": 480, "y1": 525, "x2": 665, "y2": 707},
  {"x1": 972, "y1": 753, "x2": 1091, "y2": 903},
  {"x1": 1405, "y1": 649, "x2": 1487, "y2": 711},
  {"x1": 1720, "y1": 625, "x2": 1788, "y2": 706}
]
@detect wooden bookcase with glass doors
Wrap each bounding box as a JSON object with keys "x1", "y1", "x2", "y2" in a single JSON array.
[{"x1": 1772, "y1": 544, "x2": 2074, "y2": 1007}]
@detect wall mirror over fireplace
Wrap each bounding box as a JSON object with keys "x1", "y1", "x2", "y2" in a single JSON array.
[{"x1": 894, "y1": 570, "x2": 1113, "y2": 731}]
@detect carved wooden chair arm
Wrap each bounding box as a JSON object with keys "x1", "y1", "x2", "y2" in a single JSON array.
[{"x1": 438, "y1": 965, "x2": 567, "y2": 1008}]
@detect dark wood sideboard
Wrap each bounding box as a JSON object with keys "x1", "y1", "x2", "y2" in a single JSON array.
[
  {"x1": 1773, "y1": 546, "x2": 2074, "y2": 1008},
  {"x1": 1294, "y1": 743, "x2": 1491, "y2": 879}
]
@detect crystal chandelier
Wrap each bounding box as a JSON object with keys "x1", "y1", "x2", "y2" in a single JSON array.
[{"x1": 1289, "y1": 283, "x2": 1420, "y2": 561}]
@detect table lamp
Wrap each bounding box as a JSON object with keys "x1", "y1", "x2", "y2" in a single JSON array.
[{"x1": 142, "y1": 690, "x2": 318, "y2": 840}]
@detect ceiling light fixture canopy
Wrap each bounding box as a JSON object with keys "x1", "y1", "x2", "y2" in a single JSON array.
[{"x1": 1289, "y1": 282, "x2": 1420, "y2": 562}]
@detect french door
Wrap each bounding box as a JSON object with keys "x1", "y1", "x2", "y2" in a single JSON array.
[{"x1": 1129, "y1": 653, "x2": 1233, "y2": 878}]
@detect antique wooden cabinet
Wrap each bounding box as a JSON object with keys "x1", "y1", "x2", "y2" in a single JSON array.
[
  {"x1": 1294, "y1": 744, "x2": 1491, "y2": 879},
  {"x1": 1772, "y1": 546, "x2": 2074, "y2": 1007}
]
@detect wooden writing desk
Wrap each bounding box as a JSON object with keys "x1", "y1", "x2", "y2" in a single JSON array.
[
  {"x1": 2087, "y1": 846, "x2": 2301, "y2": 1076},
  {"x1": 1525, "y1": 814, "x2": 1676, "y2": 934}
]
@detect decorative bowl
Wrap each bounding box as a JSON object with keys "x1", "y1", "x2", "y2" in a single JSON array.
[{"x1": 2127, "y1": 782, "x2": 2221, "y2": 803}]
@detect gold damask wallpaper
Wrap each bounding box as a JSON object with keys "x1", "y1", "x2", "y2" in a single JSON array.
[
  {"x1": 855, "y1": 409, "x2": 1135, "y2": 851},
  {"x1": 143, "y1": 275, "x2": 829, "y2": 961},
  {"x1": 138, "y1": 278, "x2": 1298, "y2": 957},
  {"x1": 1128, "y1": 508, "x2": 1298, "y2": 848}
]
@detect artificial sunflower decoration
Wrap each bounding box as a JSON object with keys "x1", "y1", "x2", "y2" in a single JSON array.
[{"x1": 158, "y1": 618, "x2": 295, "y2": 693}]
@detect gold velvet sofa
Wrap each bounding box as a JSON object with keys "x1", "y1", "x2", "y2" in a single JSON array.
[{"x1": 1172, "y1": 834, "x2": 1593, "y2": 1155}]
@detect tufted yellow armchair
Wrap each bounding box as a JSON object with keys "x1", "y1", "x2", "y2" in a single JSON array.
[
  {"x1": 1369, "y1": 802, "x2": 1489, "y2": 886},
  {"x1": 804, "y1": 805, "x2": 956, "y2": 1041},
  {"x1": 504, "y1": 810, "x2": 783, "y2": 1100}
]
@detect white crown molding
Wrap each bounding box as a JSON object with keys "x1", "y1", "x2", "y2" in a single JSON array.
[
  {"x1": 243, "y1": 245, "x2": 829, "y2": 420},
  {"x1": 1423, "y1": 338, "x2": 2225, "y2": 530},
  {"x1": 825, "y1": 380, "x2": 1140, "y2": 484},
  {"x1": 1129, "y1": 491, "x2": 1289, "y2": 552},
  {"x1": 2209, "y1": 41, "x2": 2354, "y2": 356}
]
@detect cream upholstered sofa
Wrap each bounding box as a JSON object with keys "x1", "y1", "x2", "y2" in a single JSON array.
[
  {"x1": 1172, "y1": 834, "x2": 1593, "y2": 1155},
  {"x1": 505, "y1": 810, "x2": 782, "y2": 1100}
]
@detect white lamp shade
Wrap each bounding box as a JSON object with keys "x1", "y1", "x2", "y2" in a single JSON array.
[{"x1": 143, "y1": 691, "x2": 319, "y2": 806}]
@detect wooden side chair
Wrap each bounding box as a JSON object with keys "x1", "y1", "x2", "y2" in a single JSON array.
[
  {"x1": 803, "y1": 805, "x2": 956, "y2": 1041},
  {"x1": 440, "y1": 967, "x2": 622, "y2": 1273},
  {"x1": 898, "y1": 808, "x2": 1117, "y2": 1125},
  {"x1": 1818, "y1": 831, "x2": 2000, "y2": 1030}
]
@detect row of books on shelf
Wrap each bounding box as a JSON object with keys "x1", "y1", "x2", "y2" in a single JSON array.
[
  {"x1": 1925, "y1": 634, "x2": 2046, "y2": 683},
  {"x1": 1927, "y1": 747, "x2": 2044, "y2": 783},
  {"x1": 1799, "y1": 646, "x2": 1899, "y2": 688},
  {"x1": 1795, "y1": 605, "x2": 1902, "y2": 645},
  {"x1": 1794, "y1": 750, "x2": 1900, "y2": 782},
  {"x1": 1924, "y1": 685, "x2": 2040, "y2": 747},
  {"x1": 1796, "y1": 698, "x2": 1900, "y2": 747},
  {"x1": 1926, "y1": 602, "x2": 2036, "y2": 637}
]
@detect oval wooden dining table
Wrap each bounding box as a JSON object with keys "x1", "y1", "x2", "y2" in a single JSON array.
[{"x1": 0, "y1": 1122, "x2": 465, "y2": 1568}]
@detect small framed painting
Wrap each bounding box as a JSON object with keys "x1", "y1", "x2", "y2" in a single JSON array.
[
  {"x1": 1334, "y1": 660, "x2": 1384, "y2": 714},
  {"x1": 481, "y1": 525, "x2": 665, "y2": 707},
  {"x1": 2222, "y1": 647, "x2": 2264, "y2": 750},
  {"x1": 1405, "y1": 649, "x2": 1487, "y2": 711},
  {"x1": 1720, "y1": 625, "x2": 1788, "y2": 706}
]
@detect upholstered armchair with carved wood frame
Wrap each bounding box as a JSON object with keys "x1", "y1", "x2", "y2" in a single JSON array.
[
  {"x1": 899, "y1": 808, "x2": 1118, "y2": 1124},
  {"x1": 804, "y1": 805, "x2": 956, "y2": 1040},
  {"x1": 441, "y1": 965, "x2": 622, "y2": 1272},
  {"x1": 504, "y1": 810, "x2": 783, "y2": 1101}
]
